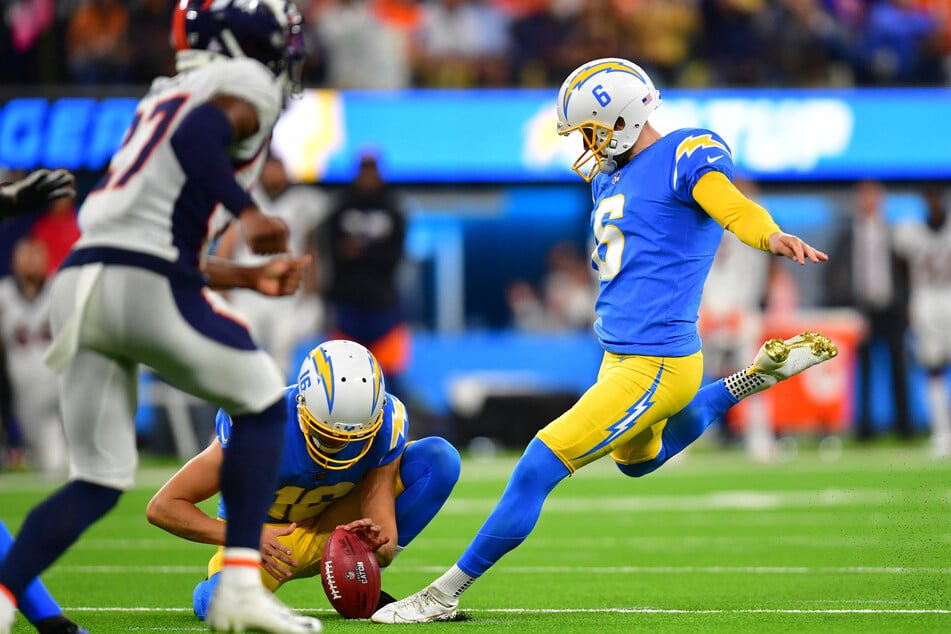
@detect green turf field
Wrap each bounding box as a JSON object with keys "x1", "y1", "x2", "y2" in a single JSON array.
[{"x1": 2, "y1": 441, "x2": 949, "y2": 633}]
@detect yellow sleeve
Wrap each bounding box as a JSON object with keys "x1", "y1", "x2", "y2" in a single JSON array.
[{"x1": 692, "y1": 171, "x2": 781, "y2": 252}]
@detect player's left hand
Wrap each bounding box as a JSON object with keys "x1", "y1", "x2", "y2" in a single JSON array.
[
  {"x1": 768, "y1": 232, "x2": 828, "y2": 265},
  {"x1": 336, "y1": 518, "x2": 390, "y2": 553},
  {"x1": 253, "y1": 254, "x2": 312, "y2": 296}
]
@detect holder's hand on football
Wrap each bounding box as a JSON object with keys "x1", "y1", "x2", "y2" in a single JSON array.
[
  {"x1": 337, "y1": 519, "x2": 390, "y2": 553},
  {"x1": 252, "y1": 254, "x2": 312, "y2": 296},
  {"x1": 0, "y1": 168, "x2": 75, "y2": 217},
  {"x1": 768, "y1": 231, "x2": 828, "y2": 265},
  {"x1": 260, "y1": 522, "x2": 298, "y2": 581}
]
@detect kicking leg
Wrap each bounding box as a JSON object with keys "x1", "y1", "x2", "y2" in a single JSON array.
[{"x1": 617, "y1": 332, "x2": 838, "y2": 477}]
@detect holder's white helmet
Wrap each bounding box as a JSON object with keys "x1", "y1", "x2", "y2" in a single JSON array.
[
  {"x1": 296, "y1": 340, "x2": 386, "y2": 470},
  {"x1": 556, "y1": 58, "x2": 661, "y2": 182}
]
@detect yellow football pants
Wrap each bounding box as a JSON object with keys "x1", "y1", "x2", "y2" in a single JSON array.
[{"x1": 537, "y1": 350, "x2": 703, "y2": 473}]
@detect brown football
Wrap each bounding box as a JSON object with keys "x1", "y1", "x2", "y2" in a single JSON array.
[{"x1": 320, "y1": 526, "x2": 381, "y2": 619}]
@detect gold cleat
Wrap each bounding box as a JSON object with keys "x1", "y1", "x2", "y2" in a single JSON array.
[{"x1": 748, "y1": 331, "x2": 838, "y2": 380}]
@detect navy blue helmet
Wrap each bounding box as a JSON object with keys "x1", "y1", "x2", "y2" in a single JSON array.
[{"x1": 172, "y1": 0, "x2": 305, "y2": 94}]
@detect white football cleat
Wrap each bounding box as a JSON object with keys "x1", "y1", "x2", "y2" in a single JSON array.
[
  {"x1": 370, "y1": 585, "x2": 458, "y2": 624},
  {"x1": 206, "y1": 581, "x2": 322, "y2": 634},
  {"x1": 748, "y1": 331, "x2": 837, "y2": 387}
]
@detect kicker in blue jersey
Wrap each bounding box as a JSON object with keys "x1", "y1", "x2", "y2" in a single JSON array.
[
  {"x1": 367, "y1": 56, "x2": 835, "y2": 625},
  {"x1": 589, "y1": 128, "x2": 735, "y2": 357}
]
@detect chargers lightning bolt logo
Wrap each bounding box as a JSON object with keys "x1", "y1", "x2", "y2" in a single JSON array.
[
  {"x1": 672, "y1": 134, "x2": 728, "y2": 187},
  {"x1": 368, "y1": 350, "x2": 383, "y2": 417},
  {"x1": 570, "y1": 361, "x2": 665, "y2": 461},
  {"x1": 313, "y1": 348, "x2": 335, "y2": 413}
]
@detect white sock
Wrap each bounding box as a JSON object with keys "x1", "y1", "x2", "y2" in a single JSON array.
[
  {"x1": 219, "y1": 547, "x2": 262, "y2": 587},
  {"x1": 927, "y1": 375, "x2": 951, "y2": 449},
  {"x1": 432, "y1": 564, "x2": 476, "y2": 599},
  {"x1": 724, "y1": 367, "x2": 772, "y2": 400}
]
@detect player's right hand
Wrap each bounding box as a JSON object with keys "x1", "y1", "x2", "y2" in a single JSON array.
[
  {"x1": 240, "y1": 206, "x2": 289, "y2": 254},
  {"x1": 1, "y1": 168, "x2": 75, "y2": 212},
  {"x1": 767, "y1": 231, "x2": 828, "y2": 265},
  {"x1": 260, "y1": 522, "x2": 298, "y2": 581},
  {"x1": 336, "y1": 518, "x2": 390, "y2": 553}
]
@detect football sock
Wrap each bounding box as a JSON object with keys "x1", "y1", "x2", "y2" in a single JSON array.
[
  {"x1": 394, "y1": 437, "x2": 461, "y2": 548},
  {"x1": 724, "y1": 366, "x2": 770, "y2": 399},
  {"x1": 375, "y1": 589, "x2": 397, "y2": 610},
  {"x1": 616, "y1": 379, "x2": 736, "y2": 478},
  {"x1": 0, "y1": 480, "x2": 120, "y2": 599},
  {"x1": 220, "y1": 398, "x2": 285, "y2": 550},
  {"x1": 219, "y1": 548, "x2": 261, "y2": 587},
  {"x1": 926, "y1": 374, "x2": 951, "y2": 452},
  {"x1": 0, "y1": 521, "x2": 61, "y2": 624},
  {"x1": 450, "y1": 438, "x2": 568, "y2": 588}
]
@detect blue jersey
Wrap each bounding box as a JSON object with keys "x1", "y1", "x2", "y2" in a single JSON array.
[
  {"x1": 589, "y1": 128, "x2": 735, "y2": 357},
  {"x1": 215, "y1": 385, "x2": 408, "y2": 523}
]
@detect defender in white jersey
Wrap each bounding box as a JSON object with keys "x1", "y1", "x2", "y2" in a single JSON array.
[
  {"x1": 0, "y1": 238, "x2": 65, "y2": 475},
  {"x1": 0, "y1": 2, "x2": 323, "y2": 634},
  {"x1": 894, "y1": 186, "x2": 951, "y2": 458}
]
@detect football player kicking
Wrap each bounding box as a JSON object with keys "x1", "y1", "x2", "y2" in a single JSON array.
[
  {"x1": 147, "y1": 340, "x2": 460, "y2": 619},
  {"x1": 371, "y1": 58, "x2": 837, "y2": 624}
]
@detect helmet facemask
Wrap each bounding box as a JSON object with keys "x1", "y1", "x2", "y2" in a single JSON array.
[
  {"x1": 559, "y1": 121, "x2": 618, "y2": 183},
  {"x1": 297, "y1": 394, "x2": 383, "y2": 470},
  {"x1": 556, "y1": 58, "x2": 661, "y2": 182}
]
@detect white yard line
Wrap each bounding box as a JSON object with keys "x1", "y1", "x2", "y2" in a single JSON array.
[
  {"x1": 61, "y1": 606, "x2": 951, "y2": 615},
  {"x1": 46, "y1": 564, "x2": 951, "y2": 575}
]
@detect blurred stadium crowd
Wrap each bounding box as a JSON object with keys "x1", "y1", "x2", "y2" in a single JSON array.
[{"x1": 3, "y1": 0, "x2": 951, "y2": 90}]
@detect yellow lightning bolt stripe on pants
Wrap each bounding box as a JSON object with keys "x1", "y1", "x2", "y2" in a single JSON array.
[{"x1": 537, "y1": 351, "x2": 703, "y2": 473}]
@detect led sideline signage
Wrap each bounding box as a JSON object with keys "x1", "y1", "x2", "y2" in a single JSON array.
[{"x1": 1, "y1": 89, "x2": 949, "y2": 182}]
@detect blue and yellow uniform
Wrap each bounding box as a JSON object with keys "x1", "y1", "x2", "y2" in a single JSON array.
[
  {"x1": 193, "y1": 382, "x2": 461, "y2": 620},
  {"x1": 217, "y1": 385, "x2": 407, "y2": 527},
  {"x1": 206, "y1": 385, "x2": 406, "y2": 589},
  {"x1": 536, "y1": 128, "x2": 780, "y2": 472},
  {"x1": 453, "y1": 125, "x2": 783, "y2": 581}
]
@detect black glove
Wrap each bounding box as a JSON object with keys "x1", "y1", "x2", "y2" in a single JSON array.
[{"x1": 0, "y1": 168, "x2": 76, "y2": 217}]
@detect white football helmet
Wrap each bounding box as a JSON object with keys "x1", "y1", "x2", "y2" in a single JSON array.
[
  {"x1": 296, "y1": 340, "x2": 386, "y2": 470},
  {"x1": 556, "y1": 58, "x2": 661, "y2": 182}
]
